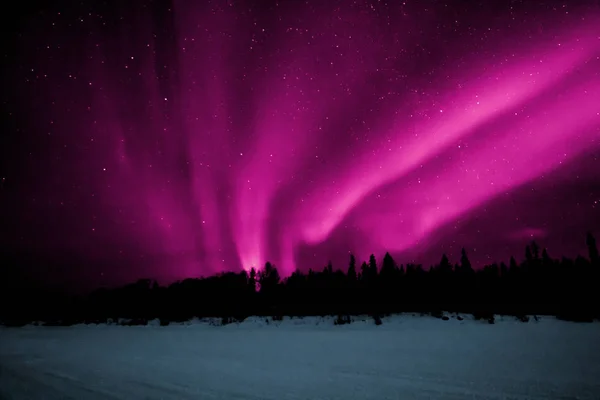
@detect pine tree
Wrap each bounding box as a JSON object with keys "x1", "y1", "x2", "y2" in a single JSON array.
[
  {"x1": 531, "y1": 241, "x2": 540, "y2": 260},
  {"x1": 542, "y1": 248, "x2": 552, "y2": 267},
  {"x1": 525, "y1": 245, "x2": 533, "y2": 264},
  {"x1": 509, "y1": 256, "x2": 518, "y2": 272},
  {"x1": 369, "y1": 254, "x2": 378, "y2": 278},
  {"x1": 500, "y1": 262, "x2": 508, "y2": 277},
  {"x1": 460, "y1": 248, "x2": 472, "y2": 273},
  {"x1": 348, "y1": 254, "x2": 357, "y2": 282},
  {"x1": 360, "y1": 261, "x2": 369, "y2": 282},
  {"x1": 381, "y1": 252, "x2": 396, "y2": 278},
  {"x1": 325, "y1": 261, "x2": 333, "y2": 275},
  {"x1": 248, "y1": 267, "x2": 257, "y2": 293},
  {"x1": 586, "y1": 232, "x2": 599, "y2": 266},
  {"x1": 439, "y1": 254, "x2": 452, "y2": 273},
  {"x1": 260, "y1": 262, "x2": 280, "y2": 294}
]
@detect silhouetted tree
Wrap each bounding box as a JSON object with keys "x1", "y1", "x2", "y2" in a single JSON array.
[
  {"x1": 509, "y1": 256, "x2": 518, "y2": 272},
  {"x1": 325, "y1": 261, "x2": 333, "y2": 275},
  {"x1": 542, "y1": 248, "x2": 552, "y2": 267},
  {"x1": 531, "y1": 241, "x2": 540, "y2": 260},
  {"x1": 380, "y1": 252, "x2": 396, "y2": 279},
  {"x1": 439, "y1": 254, "x2": 452, "y2": 274},
  {"x1": 259, "y1": 262, "x2": 280, "y2": 294},
  {"x1": 499, "y1": 262, "x2": 508, "y2": 277},
  {"x1": 587, "y1": 232, "x2": 599, "y2": 266},
  {"x1": 360, "y1": 261, "x2": 369, "y2": 281},
  {"x1": 460, "y1": 248, "x2": 472, "y2": 273},
  {"x1": 248, "y1": 267, "x2": 257, "y2": 293},
  {"x1": 369, "y1": 254, "x2": 378, "y2": 277},
  {"x1": 525, "y1": 245, "x2": 533, "y2": 264},
  {"x1": 3, "y1": 233, "x2": 599, "y2": 326},
  {"x1": 347, "y1": 254, "x2": 357, "y2": 282}
]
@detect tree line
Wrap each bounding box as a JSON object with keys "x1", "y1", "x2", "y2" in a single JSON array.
[{"x1": 1, "y1": 232, "x2": 599, "y2": 326}]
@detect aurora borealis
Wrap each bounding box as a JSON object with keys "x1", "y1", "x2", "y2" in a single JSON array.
[{"x1": 1, "y1": 0, "x2": 599, "y2": 288}]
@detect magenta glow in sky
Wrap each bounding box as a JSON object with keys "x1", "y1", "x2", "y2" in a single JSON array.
[{"x1": 2, "y1": 0, "x2": 599, "y2": 286}]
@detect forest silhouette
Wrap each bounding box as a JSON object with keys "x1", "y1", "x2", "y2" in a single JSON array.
[{"x1": 1, "y1": 232, "x2": 599, "y2": 326}]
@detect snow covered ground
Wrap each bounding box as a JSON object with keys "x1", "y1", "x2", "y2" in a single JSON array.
[{"x1": 1, "y1": 314, "x2": 599, "y2": 399}]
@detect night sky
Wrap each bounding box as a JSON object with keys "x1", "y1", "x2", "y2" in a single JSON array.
[{"x1": 1, "y1": 0, "x2": 599, "y2": 289}]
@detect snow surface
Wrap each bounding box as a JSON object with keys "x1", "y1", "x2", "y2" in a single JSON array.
[{"x1": 1, "y1": 314, "x2": 599, "y2": 399}]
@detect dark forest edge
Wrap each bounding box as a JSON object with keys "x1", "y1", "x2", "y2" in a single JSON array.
[{"x1": 1, "y1": 232, "x2": 599, "y2": 327}]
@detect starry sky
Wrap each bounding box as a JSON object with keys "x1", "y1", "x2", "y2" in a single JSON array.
[{"x1": 1, "y1": 0, "x2": 599, "y2": 289}]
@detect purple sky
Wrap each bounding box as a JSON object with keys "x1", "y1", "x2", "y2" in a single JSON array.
[{"x1": 1, "y1": 0, "x2": 599, "y2": 288}]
